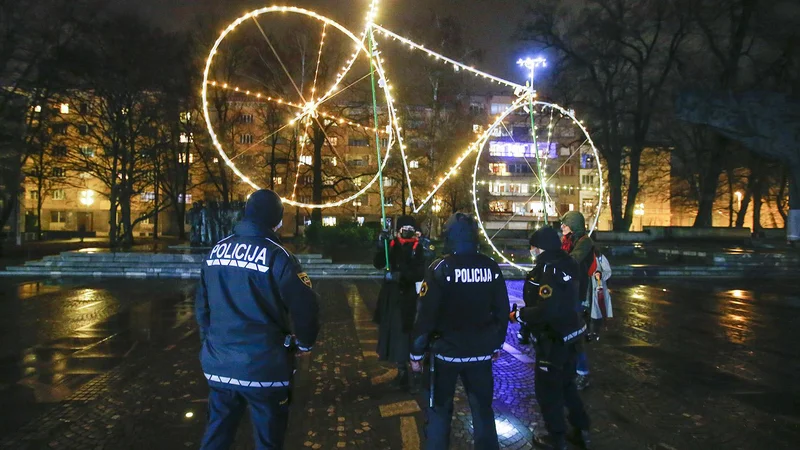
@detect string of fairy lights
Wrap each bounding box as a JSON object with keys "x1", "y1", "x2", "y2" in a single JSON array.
[{"x1": 201, "y1": 0, "x2": 604, "y2": 267}]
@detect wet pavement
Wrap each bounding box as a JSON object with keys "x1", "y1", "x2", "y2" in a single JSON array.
[{"x1": 0, "y1": 277, "x2": 798, "y2": 449}]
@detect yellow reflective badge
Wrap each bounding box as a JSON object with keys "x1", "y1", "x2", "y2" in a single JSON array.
[
  {"x1": 419, "y1": 281, "x2": 429, "y2": 297},
  {"x1": 298, "y1": 272, "x2": 312, "y2": 288},
  {"x1": 539, "y1": 284, "x2": 553, "y2": 299}
]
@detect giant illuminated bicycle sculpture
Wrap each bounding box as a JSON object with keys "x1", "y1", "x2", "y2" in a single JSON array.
[{"x1": 202, "y1": 1, "x2": 603, "y2": 269}]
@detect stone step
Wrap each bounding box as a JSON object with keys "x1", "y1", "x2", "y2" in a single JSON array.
[
  {"x1": 6, "y1": 265, "x2": 379, "y2": 274},
  {"x1": 25, "y1": 259, "x2": 343, "y2": 268},
  {"x1": 0, "y1": 267, "x2": 383, "y2": 279},
  {"x1": 54, "y1": 252, "x2": 327, "y2": 262}
]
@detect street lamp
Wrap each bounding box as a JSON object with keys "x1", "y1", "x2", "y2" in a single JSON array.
[
  {"x1": 734, "y1": 191, "x2": 743, "y2": 212},
  {"x1": 79, "y1": 190, "x2": 95, "y2": 206},
  {"x1": 353, "y1": 199, "x2": 362, "y2": 221},
  {"x1": 516, "y1": 57, "x2": 547, "y2": 87}
]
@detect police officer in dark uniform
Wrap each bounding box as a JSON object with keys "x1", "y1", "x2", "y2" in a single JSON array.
[
  {"x1": 195, "y1": 189, "x2": 320, "y2": 450},
  {"x1": 510, "y1": 227, "x2": 590, "y2": 450},
  {"x1": 409, "y1": 213, "x2": 510, "y2": 450}
]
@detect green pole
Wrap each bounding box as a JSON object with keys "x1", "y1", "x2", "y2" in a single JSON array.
[
  {"x1": 368, "y1": 27, "x2": 390, "y2": 270},
  {"x1": 528, "y1": 76, "x2": 547, "y2": 223}
]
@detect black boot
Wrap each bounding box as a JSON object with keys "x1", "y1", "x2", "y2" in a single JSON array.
[
  {"x1": 568, "y1": 429, "x2": 592, "y2": 449},
  {"x1": 532, "y1": 434, "x2": 567, "y2": 450}
]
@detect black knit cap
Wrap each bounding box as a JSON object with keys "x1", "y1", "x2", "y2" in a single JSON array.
[
  {"x1": 244, "y1": 189, "x2": 284, "y2": 230},
  {"x1": 529, "y1": 226, "x2": 561, "y2": 252}
]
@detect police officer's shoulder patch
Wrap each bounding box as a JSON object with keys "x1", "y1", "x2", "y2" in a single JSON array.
[
  {"x1": 419, "y1": 281, "x2": 429, "y2": 297},
  {"x1": 539, "y1": 284, "x2": 553, "y2": 299},
  {"x1": 298, "y1": 272, "x2": 312, "y2": 288}
]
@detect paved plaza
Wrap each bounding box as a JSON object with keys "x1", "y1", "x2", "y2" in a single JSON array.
[{"x1": 0, "y1": 277, "x2": 798, "y2": 449}]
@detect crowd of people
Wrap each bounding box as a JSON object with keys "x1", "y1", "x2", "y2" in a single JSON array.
[{"x1": 194, "y1": 189, "x2": 612, "y2": 450}]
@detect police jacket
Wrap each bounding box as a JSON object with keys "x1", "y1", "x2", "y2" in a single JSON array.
[
  {"x1": 516, "y1": 249, "x2": 586, "y2": 346},
  {"x1": 195, "y1": 220, "x2": 320, "y2": 389},
  {"x1": 410, "y1": 252, "x2": 510, "y2": 363}
]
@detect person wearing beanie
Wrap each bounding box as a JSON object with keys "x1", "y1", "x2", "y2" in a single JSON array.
[
  {"x1": 372, "y1": 215, "x2": 427, "y2": 393},
  {"x1": 560, "y1": 211, "x2": 595, "y2": 391},
  {"x1": 196, "y1": 189, "x2": 319, "y2": 449},
  {"x1": 509, "y1": 226, "x2": 591, "y2": 450},
  {"x1": 409, "y1": 213, "x2": 509, "y2": 450}
]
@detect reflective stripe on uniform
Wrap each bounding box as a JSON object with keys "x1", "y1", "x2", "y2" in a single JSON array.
[
  {"x1": 563, "y1": 324, "x2": 587, "y2": 342},
  {"x1": 204, "y1": 373, "x2": 289, "y2": 388},
  {"x1": 434, "y1": 354, "x2": 492, "y2": 363}
]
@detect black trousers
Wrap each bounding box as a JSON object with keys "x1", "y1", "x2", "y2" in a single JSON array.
[
  {"x1": 200, "y1": 386, "x2": 290, "y2": 450},
  {"x1": 535, "y1": 343, "x2": 590, "y2": 436},
  {"x1": 424, "y1": 360, "x2": 499, "y2": 450}
]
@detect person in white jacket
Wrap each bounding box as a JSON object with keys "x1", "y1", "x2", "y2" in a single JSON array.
[{"x1": 584, "y1": 253, "x2": 612, "y2": 341}]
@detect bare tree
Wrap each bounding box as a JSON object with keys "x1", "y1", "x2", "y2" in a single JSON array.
[
  {"x1": 519, "y1": 0, "x2": 689, "y2": 231},
  {"x1": 0, "y1": 0, "x2": 100, "y2": 237}
]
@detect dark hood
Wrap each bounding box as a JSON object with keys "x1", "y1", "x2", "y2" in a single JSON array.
[{"x1": 442, "y1": 213, "x2": 479, "y2": 254}]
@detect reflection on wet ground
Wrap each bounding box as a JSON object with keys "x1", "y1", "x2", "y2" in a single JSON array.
[
  {"x1": 0, "y1": 277, "x2": 798, "y2": 448},
  {"x1": 0, "y1": 278, "x2": 194, "y2": 436},
  {"x1": 505, "y1": 279, "x2": 800, "y2": 448}
]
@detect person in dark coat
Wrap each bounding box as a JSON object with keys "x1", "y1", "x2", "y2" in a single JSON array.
[
  {"x1": 195, "y1": 189, "x2": 320, "y2": 450},
  {"x1": 511, "y1": 227, "x2": 591, "y2": 450},
  {"x1": 373, "y1": 215, "x2": 426, "y2": 391}
]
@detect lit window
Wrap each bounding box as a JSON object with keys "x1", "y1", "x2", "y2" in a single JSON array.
[
  {"x1": 239, "y1": 134, "x2": 253, "y2": 144},
  {"x1": 79, "y1": 145, "x2": 95, "y2": 157},
  {"x1": 180, "y1": 133, "x2": 193, "y2": 143},
  {"x1": 299, "y1": 155, "x2": 312, "y2": 165},
  {"x1": 178, "y1": 153, "x2": 194, "y2": 164},
  {"x1": 180, "y1": 111, "x2": 191, "y2": 122},
  {"x1": 52, "y1": 189, "x2": 66, "y2": 200},
  {"x1": 274, "y1": 177, "x2": 283, "y2": 185},
  {"x1": 356, "y1": 216, "x2": 365, "y2": 226},
  {"x1": 60, "y1": 103, "x2": 69, "y2": 114},
  {"x1": 569, "y1": 204, "x2": 575, "y2": 211},
  {"x1": 141, "y1": 192, "x2": 156, "y2": 202},
  {"x1": 29, "y1": 190, "x2": 39, "y2": 200},
  {"x1": 178, "y1": 194, "x2": 193, "y2": 204},
  {"x1": 383, "y1": 177, "x2": 395, "y2": 186},
  {"x1": 322, "y1": 216, "x2": 337, "y2": 227},
  {"x1": 52, "y1": 167, "x2": 66, "y2": 177},
  {"x1": 409, "y1": 160, "x2": 419, "y2": 169},
  {"x1": 488, "y1": 163, "x2": 508, "y2": 176},
  {"x1": 213, "y1": 157, "x2": 219, "y2": 163},
  {"x1": 34, "y1": 105, "x2": 42, "y2": 113},
  {"x1": 328, "y1": 136, "x2": 339, "y2": 146}
]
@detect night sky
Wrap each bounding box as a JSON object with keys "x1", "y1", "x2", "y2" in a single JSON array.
[{"x1": 113, "y1": 0, "x2": 530, "y2": 82}]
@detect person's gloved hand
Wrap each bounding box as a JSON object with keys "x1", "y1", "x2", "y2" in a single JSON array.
[{"x1": 410, "y1": 360, "x2": 423, "y2": 373}]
